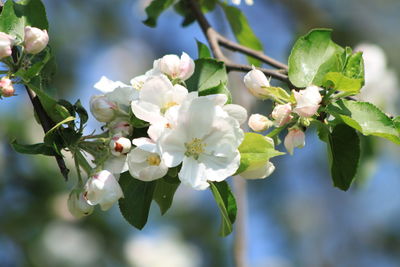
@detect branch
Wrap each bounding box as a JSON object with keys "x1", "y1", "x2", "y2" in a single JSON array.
[
  {"x1": 187, "y1": 0, "x2": 291, "y2": 84},
  {"x1": 11, "y1": 47, "x2": 69, "y2": 180}
]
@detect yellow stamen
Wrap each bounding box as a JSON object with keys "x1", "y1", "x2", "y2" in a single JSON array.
[
  {"x1": 147, "y1": 155, "x2": 161, "y2": 166},
  {"x1": 184, "y1": 138, "x2": 206, "y2": 160}
]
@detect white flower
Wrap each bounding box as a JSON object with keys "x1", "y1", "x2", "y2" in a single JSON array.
[
  {"x1": 158, "y1": 96, "x2": 244, "y2": 190},
  {"x1": 83, "y1": 170, "x2": 124, "y2": 211},
  {"x1": 153, "y1": 52, "x2": 195, "y2": 81},
  {"x1": 0, "y1": 32, "x2": 14, "y2": 59},
  {"x1": 222, "y1": 104, "x2": 248, "y2": 125},
  {"x1": 127, "y1": 138, "x2": 168, "y2": 181},
  {"x1": 284, "y1": 128, "x2": 305, "y2": 155},
  {"x1": 67, "y1": 190, "x2": 94, "y2": 218},
  {"x1": 243, "y1": 68, "x2": 270, "y2": 98},
  {"x1": 110, "y1": 136, "x2": 132, "y2": 156},
  {"x1": 24, "y1": 26, "x2": 49, "y2": 54},
  {"x1": 271, "y1": 103, "x2": 293, "y2": 127},
  {"x1": 94, "y1": 76, "x2": 139, "y2": 107},
  {"x1": 0, "y1": 77, "x2": 14, "y2": 97},
  {"x1": 89, "y1": 95, "x2": 117, "y2": 122},
  {"x1": 248, "y1": 114, "x2": 273, "y2": 132},
  {"x1": 240, "y1": 161, "x2": 275, "y2": 179},
  {"x1": 232, "y1": 0, "x2": 254, "y2": 5},
  {"x1": 131, "y1": 74, "x2": 189, "y2": 125},
  {"x1": 293, "y1": 85, "x2": 322, "y2": 117}
]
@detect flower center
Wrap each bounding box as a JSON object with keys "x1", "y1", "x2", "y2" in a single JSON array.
[
  {"x1": 184, "y1": 138, "x2": 206, "y2": 160},
  {"x1": 132, "y1": 81, "x2": 144, "y2": 90},
  {"x1": 161, "y1": 101, "x2": 178, "y2": 114},
  {"x1": 147, "y1": 155, "x2": 161, "y2": 166}
]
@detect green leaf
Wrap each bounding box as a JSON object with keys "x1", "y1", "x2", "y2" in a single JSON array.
[
  {"x1": 11, "y1": 140, "x2": 56, "y2": 156},
  {"x1": 393, "y1": 116, "x2": 400, "y2": 132},
  {"x1": 119, "y1": 172, "x2": 156, "y2": 229},
  {"x1": 0, "y1": 0, "x2": 24, "y2": 40},
  {"x1": 262, "y1": 86, "x2": 291, "y2": 102},
  {"x1": 326, "y1": 100, "x2": 400, "y2": 144},
  {"x1": 327, "y1": 124, "x2": 360, "y2": 191},
  {"x1": 210, "y1": 181, "x2": 237, "y2": 237},
  {"x1": 74, "y1": 100, "x2": 88, "y2": 129},
  {"x1": 186, "y1": 58, "x2": 231, "y2": 101},
  {"x1": 343, "y1": 51, "x2": 364, "y2": 80},
  {"x1": 173, "y1": 0, "x2": 217, "y2": 27},
  {"x1": 196, "y1": 40, "x2": 212, "y2": 58},
  {"x1": 236, "y1": 132, "x2": 284, "y2": 174},
  {"x1": 15, "y1": 47, "x2": 52, "y2": 83},
  {"x1": 143, "y1": 0, "x2": 175, "y2": 27},
  {"x1": 198, "y1": 81, "x2": 232, "y2": 104},
  {"x1": 288, "y1": 29, "x2": 344, "y2": 87},
  {"x1": 153, "y1": 177, "x2": 180, "y2": 215},
  {"x1": 323, "y1": 72, "x2": 363, "y2": 95},
  {"x1": 220, "y1": 3, "x2": 263, "y2": 66}
]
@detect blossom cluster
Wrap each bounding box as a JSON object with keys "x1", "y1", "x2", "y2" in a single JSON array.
[
  {"x1": 70, "y1": 53, "x2": 249, "y2": 217},
  {"x1": 244, "y1": 68, "x2": 323, "y2": 155}
]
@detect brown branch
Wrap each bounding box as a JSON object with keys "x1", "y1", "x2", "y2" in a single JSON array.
[
  {"x1": 187, "y1": 0, "x2": 291, "y2": 84},
  {"x1": 11, "y1": 47, "x2": 69, "y2": 180}
]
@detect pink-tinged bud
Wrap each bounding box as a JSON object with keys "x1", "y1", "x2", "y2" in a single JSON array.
[
  {"x1": 240, "y1": 161, "x2": 275, "y2": 179},
  {"x1": 293, "y1": 85, "x2": 322, "y2": 118},
  {"x1": 90, "y1": 95, "x2": 116, "y2": 122},
  {"x1": 0, "y1": 77, "x2": 14, "y2": 97},
  {"x1": 272, "y1": 103, "x2": 293, "y2": 127},
  {"x1": 248, "y1": 114, "x2": 273, "y2": 132},
  {"x1": 84, "y1": 170, "x2": 124, "y2": 211},
  {"x1": 108, "y1": 120, "x2": 132, "y2": 136},
  {"x1": 67, "y1": 189, "x2": 94, "y2": 218},
  {"x1": 153, "y1": 52, "x2": 195, "y2": 81},
  {"x1": 24, "y1": 26, "x2": 49, "y2": 54},
  {"x1": 0, "y1": 32, "x2": 14, "y2": 59},
  {"x1": 284, "y1": 128, "x2": 305, "y2": 155},
  {"x1": 243, "y1": 68, "x2": 270, "y2": 98},
  {"x1": 110, "y1": 136, "x2": 132, "y2": 156}
]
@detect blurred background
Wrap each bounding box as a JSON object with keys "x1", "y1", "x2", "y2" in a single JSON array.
[{"x1": 1, "y1": 0, "x2": 400, "y2": 266}]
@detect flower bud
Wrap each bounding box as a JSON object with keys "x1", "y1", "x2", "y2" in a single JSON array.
[
  {"x1": 84, "y1": 170, "x2": 124, "y2": 211},
  {"x1": 243, "y1": 68, "x2": 270, "y2": 98},
  {"x1": 248, "y1": 114, "x2": 273, "y2": 132},
  {"x1": 108, "y1": 119, "x2": 132, "y2": 136},
  {"x1": 0, "y1": 77, "x2": 14, "y2": 97},
  {"x1": 272, "y1": 103, "x2": 293, "y2": 127},
  {"x1": 67, "y1": 189, "x2": 94, "y2": 218},
  {"x1": 0, "y1": 32, "x2": 14, "y2": 59},
  {"x1": 293, "y1": 85, "x2": 322, "y2": 118},
  {"x1": 284, "y1": 128, "x2": 305, "y2": 155},
  {"x1": 240, "y1": 161, "x2": 275, "y2": 179},
  {"x1": 90, "y1": 95, "x2": 117, "y2": 122},
  {"x1": 110, "y1": 136, "x2": 132, "y2": 156},
  {"x1": 24, "y1": 26, "x2": 49, "y2": 54},
  {"x1": 153, "y1": 52, "x2": 195, "y2": 81}
]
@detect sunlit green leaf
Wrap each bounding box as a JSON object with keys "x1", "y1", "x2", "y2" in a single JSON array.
[
  {"x1": 153, "y1": 176, "x2": 180, "y2": 215},
  {"x1": 143, "y1": 0, "x2": 175, "y2": 27},
  {"x1": 11, "y1": 140, "x2": 56, "y2": 156},
  {"x1": 196, "y1": 40, "x2": 212, "y2": 58}
]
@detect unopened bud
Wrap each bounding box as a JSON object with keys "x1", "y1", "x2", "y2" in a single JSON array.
[
  {"x1": 0, "y1": 32, "x2": 14, "y2": 59},
  {"x1": 272, "y1": 103, "x2": 293, "y2": 127},
  {"x1": 240, "y1": 161, "x2": 275, "y2": 179},
  {"x1": 24, "y1": 26, "x2": 49, "y2": 54},
  {"x1": 108, "y1": 120, "x2": 132, "y2": 136},
  {"x1": 90, "y1": 95, "x2": 116, "y2": 122},
  {"x1": 153, "y1": 52, "x2": 195, "y2": 81},
  {"x1": 110, "y1": 136, "x2": 131, "y2": 156},
  {"x1": 243, "y1": 68, "x2": 271, "y2": 98},
  {"x1": 67, "y1": 189, "x2": 94, "y2": 218},
  {"x1": 0, "y1": 77, "x2": 14, "y2": 97},
  {"x1": 293, "y1": 85, "x2": 322, "y2": 118},
  {"x1": 284, "y1": 128, "x2": 305, "y2": 155},
  {"x1": 248, "y1": 114, "x2": 273, "y2": 132}
]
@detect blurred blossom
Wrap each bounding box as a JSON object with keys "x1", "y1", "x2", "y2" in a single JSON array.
[
  {"x1": 124, "y1": 228, "x2": 201, "y2": 267},
  {"x1": 52, "y1": 192, "x2": 78, "y2": 221},
  {"x1": 33, "y1": 221, "x2": 101, "y2": 266},
  {"x1": 355, "y1": 43, "x2": 399, "y2": 113}
]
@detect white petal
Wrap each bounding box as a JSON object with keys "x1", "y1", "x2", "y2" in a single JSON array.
[
  {"x1": 104, "y1": 156, "x2": 129, "y2": 174},
  {"x1": 138, "y1": 165, "x2": 168, "y2": 182},
  {"x1": 179, "y1": 157, "x2": 209, "y2": 190},
  {"x1": 199, "y1": 152, "x2": 241, "y2": 182},
  {"x1": 158, "y1": 128, "x2": 186, "y2": 167},
  {"x1": 223, "y1": 104, "x2": 248, "y2": 125},
  {"x1": 140, "y1": 75, "x2": 174, "y2": 106},
  {"x1": 131, "y1": 100, "x2": 163, "y2": 124},
  {"x1": 106, "y1": 86, "x2": 138, "y2": 107},
  {"x1": 132, "y1": 138, "x2": 158, "y2": 153},
  {"x1": 240, "y1": 161, "x2": 275, "y2": 179},
  {"x1": 94, "y1": 76, "x2": 129, "y2": 93}
]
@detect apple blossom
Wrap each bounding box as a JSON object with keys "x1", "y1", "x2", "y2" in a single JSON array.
[
  {"x1": 222, "y1": 104, "x2": 248, "y2": 125},
  {"x1": 110, "y1": 136, "x2": 132, "y2": 156},
  {"x1": 127, "y1": 138, "x2": 168, "y2": 181},
  {"x1": 271, "y1": 103, "x2": 293, "y2": 127},
  {"x1": 90, "y1": 95, "x2": 117, "y2": 122},
  {"x1": 108, "y1": 119, "x2": 133, "y2": 136},
  {"x1": 0, "y1": 77, "x2": 14, "y2": 97},
  {"x1": 84, "y1": 170, "x2": 124, "y2": 211},
  {"x1": 232, "y1": 0, "x2": 254, "y2": 5},
  {"x1": 240, "y1": 161, "x2": 275, "y2": 179},
  {"x1": 243, "y1": 68, "x2": 271, "y2": 99},
  {"x1": 293, "y1": 85, "x2": 322, "y2": 117},
  {"x1": 284, "y1": 128, "x2": 305, "y2": 155},
  {"x1": 248, "y1": 114, "x2": 273, "y2": 132},
  {"x1": 24, "y1": 26, "x2": 49, "y2": 54},
  {"x1": 158, "y1": 96, "x2": 244, "y2": 190},
  {"x1": 0, "y1": 32, "x2": 14, "y2": 59},
  {"x1": 153, "y1": 52, "x2": 195, "y2": 81},
  {"x1": 67, "y1": 190, "x2": 94, "y2": 218}
]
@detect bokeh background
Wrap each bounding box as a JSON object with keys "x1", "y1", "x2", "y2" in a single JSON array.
[{"x1": 1, "y1": 0, "x2": 400, "y2": 266}]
